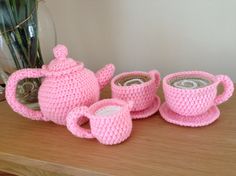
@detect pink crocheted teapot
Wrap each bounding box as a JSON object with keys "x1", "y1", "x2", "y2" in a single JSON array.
[{"x1": 5, "y1": 44, "x2": 115, "y2": 125}]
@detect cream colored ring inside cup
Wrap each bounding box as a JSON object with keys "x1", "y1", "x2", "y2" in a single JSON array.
[{"x1": 115, "y1": 74, "x2": 150, "y2": 87}]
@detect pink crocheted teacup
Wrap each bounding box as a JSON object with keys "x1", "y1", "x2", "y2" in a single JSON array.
[
  {"x1": 111, "y1": 70, "x2": 160, "y2": 112},
  {"x1": 66, "y1": 99, "x2": 133, "y2": 145},
  {"x1": 163, "y1": 71, "x2": 234, "y2": 116}
]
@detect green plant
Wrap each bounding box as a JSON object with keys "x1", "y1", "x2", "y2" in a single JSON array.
[
  {"x1": 0, "y1": 0, "x2": 44, "y2": 70},
  {"x1": 0, "y1": 0, "x2": 44, "y2": 104}
]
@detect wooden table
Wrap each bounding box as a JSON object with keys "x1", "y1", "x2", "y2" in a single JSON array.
[{"x1": 0, "y1": 87, "x2": 235, "y2": 176}]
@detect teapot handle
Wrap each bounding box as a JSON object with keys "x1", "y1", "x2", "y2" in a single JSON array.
[{"x1": 5, "y1": 69, "x2": 45, "y2": 121}]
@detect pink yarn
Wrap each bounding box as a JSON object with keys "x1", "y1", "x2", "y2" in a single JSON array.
[
  {"x1": 53, "y1": 44, "x2": 68, "y2": 58},
  {"x1": 111, "y1": 70, "x2": 161, "y2": 112},
  {"x1": 5, "y1": 69, "x2": 45, "y2": 120},
  {"x1": 131, "y1": 95, "x2": 160, "y2": 119},
  {"x1": 96, "y1": 64, "x2": 115, "y2": 90},
  {"x1": 66, "y1": 99, "x2": 133, "y2": 145},
  {"x1": 5, "y1": 44, "x2": 115, "y2": 125},
  {"x1": 162, "y1": 71, "x2": 234, "y2": 117},
  {"x1": 214, "y1": 75, "x2": 234, "y2": 105},
  {"x1": 160, "y1": 103, "x2": 220, "y2": 127}
]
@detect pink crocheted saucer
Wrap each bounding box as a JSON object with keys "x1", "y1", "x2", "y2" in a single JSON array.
[
  {"x1": 131, "y1": 95, "x2": 160, "y2": 119},
  {"x1": 159, "y1": 102, "x2": 220, "y2": 127}
]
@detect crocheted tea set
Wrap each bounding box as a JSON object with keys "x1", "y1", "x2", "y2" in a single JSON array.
[{"x1": 5, "y1": 44, "x2": 234, "y2": 145}]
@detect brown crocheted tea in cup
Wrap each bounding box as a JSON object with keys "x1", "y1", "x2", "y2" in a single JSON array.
[
  {"x1": 115, "y1": 74, "x2": 150, "y2": 86},
  {"x1": 169, "y1": 76, "x2": 212, "y2": 89}
]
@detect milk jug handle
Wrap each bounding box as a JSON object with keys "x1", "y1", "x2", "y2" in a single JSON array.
[{"x1": 5, "y1": 69, "x2": 45, "y2": 121}]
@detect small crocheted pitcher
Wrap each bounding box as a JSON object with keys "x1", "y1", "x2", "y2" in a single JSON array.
[
  {"x1": 5, "y1": 44, "x2": 115, "y2": 125},
  {"x1": 66, "y1": 99, "x2": 133, "y2": 145}
]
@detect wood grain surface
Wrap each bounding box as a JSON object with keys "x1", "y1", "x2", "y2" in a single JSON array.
[
  {"x1": 0, "y1": 171, "x2": 15, "y2": 176},
  {"x1": 0, "y1": 86, "x2": 235, "y2": 176}
]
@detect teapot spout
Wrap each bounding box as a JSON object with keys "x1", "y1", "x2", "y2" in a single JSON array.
[{"x1": 95, "y1": 64, "x2": 115, "y2": 90}]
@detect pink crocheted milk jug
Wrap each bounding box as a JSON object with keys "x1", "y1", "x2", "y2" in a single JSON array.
[{"x1": 5, "y1": 44, "x2": 115, "y2": 125}]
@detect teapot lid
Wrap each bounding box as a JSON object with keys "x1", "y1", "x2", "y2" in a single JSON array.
[{"x1": 43, "y1": 44, "x2": 84, "y2": 75}]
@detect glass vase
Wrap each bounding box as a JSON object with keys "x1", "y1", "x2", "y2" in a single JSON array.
[{"x1": 0, "y1": 0, "x2": 56, "y2": 106}]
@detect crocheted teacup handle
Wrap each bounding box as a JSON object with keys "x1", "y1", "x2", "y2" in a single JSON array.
[
  {"x1": 214, "y1": 75, "x2": 234, "y2": 105},
  {"x1": 5, "y1": 69, "x2": 45, "y2": 121},
  {"x1": 149, "y1": 70, "x2": 161, "y2": 88},
  {"x1": 66, "y1": 106, "x2": 94, "y2": 139}
]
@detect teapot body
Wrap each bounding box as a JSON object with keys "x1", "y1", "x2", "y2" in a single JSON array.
[
  {"x1": 5, "y1": 44, "x2": 115, "y2": 125},
  {"x1": 39, "y1": 68, "x2": 100, "y2": 125}
]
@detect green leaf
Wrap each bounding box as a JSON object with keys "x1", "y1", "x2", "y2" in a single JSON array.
[{"x1": 0, "y1": 0, "x2": 43, "y2": 69}]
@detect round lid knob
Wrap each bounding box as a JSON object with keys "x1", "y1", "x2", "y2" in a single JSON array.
[{"x1": 53, "y1": 44, "x2": 68, "y2": 59}]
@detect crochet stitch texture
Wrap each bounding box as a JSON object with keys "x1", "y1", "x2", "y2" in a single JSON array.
[
  {"x1": 66, "y1": 99, "x2": 133, "y2": 145},
  {"x1": 111, "y1": 71, "x2": 160, "y2": 112},
  {"x1": 162, "y1": 71, "x2": 234, "y2": 117},
  {"x1": 5, "y1": 44, "x2": 115, "y2": 125}
]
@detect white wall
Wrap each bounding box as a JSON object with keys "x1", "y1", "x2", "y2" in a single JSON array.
[{"x1": 46, "y1": 0, "x2": 236, "y2": 81}]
